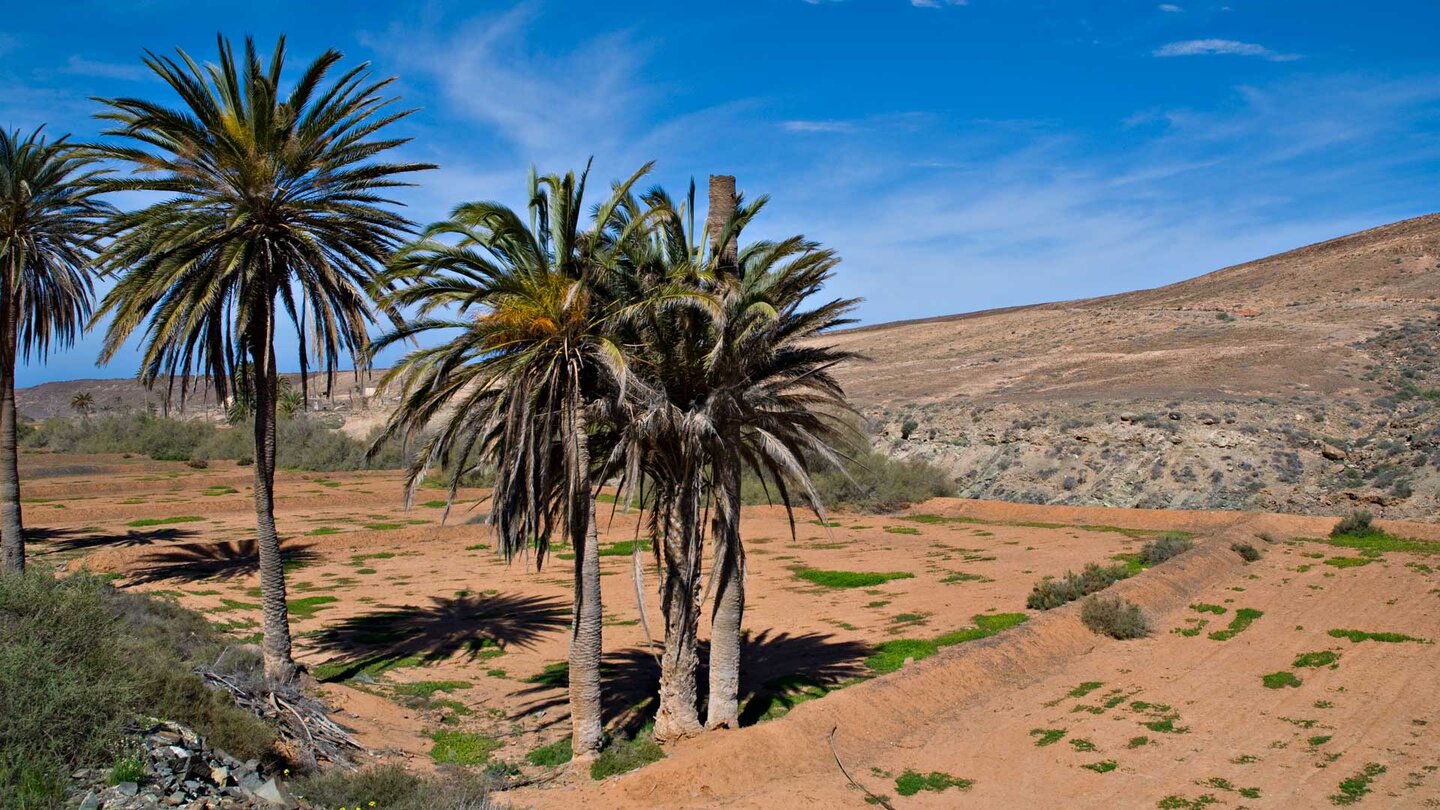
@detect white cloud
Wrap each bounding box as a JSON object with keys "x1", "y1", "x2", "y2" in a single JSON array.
[
  {"x1": 1153, "y1": 39, "x2": 1300, "y2": 61},
  {"x1": 782, "y1": 119, "x2": 857, "y2": 134},
  {"x1": 59, "y1": 56, "x2": 149, "y2": 82},
  {"x1": 912, "y1": 0, "x2": 967, "y2": 7},
  {"x1": 1158, "y1": 3, "x2": 1183, "y2": 12}
]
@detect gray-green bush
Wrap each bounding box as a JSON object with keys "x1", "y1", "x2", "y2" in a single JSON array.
[
  {"x1": 0, "y1": 573, "x2": 275, "y2": 809},
  {"x1": 1080, "y1": 596, "x2": 1150, "y2": 639},
  {"x1": 741, "y1": 442, "x2": 955, "y2": 513},
  {"x1": 1026, "y1": 562, "x2": 1132, "y2": 610}
]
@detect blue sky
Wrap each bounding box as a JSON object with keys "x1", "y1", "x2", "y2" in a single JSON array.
[{"x1": 4, "y1": 0, "x2": 1439, "y2": 386}]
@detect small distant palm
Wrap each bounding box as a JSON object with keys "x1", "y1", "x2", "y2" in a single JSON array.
[{"x1": 69, "y1": 391, "x2": 95, "y2": 417}]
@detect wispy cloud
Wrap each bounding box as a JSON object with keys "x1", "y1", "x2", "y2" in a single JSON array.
[
  {"x1": 782, "y1": 119, "x2": 857, "y2": 134},
  {"x1": 912, "y1": 0, "x2": 967, "y2": 7},
  {"x1": 1158, "y1": 3, "x2": 1183, "y2": 12},
  {"x1": 59, "y1": 56, "x2": 150, "y2": 82},
  {"x1": 1153, "y1": 39, "x2": 1300, "y2": 61}
]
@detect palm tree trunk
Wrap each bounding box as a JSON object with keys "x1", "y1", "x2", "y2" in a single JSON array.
[
  {"x1": 654, "y1": 464, "x2": 704, "y2": 741},
  {"x1": 0, "y1": 294, "x2": 23, "y2": 574},
  {"x1": 252, "y1": 320, "x2": 296, "y2": 683},
  {"x1": 706, "y1": 433, "x2": 744, "y2": 729},
  {"x1": 564, "y1": 395, "x2": 604, "y2": 760}
]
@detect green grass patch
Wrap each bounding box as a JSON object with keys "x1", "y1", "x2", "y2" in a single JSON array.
[
  {"x1": 125, "y1": 515, "x2": 204, "y2": 527},
  {"x1": 287, "y1": 595, "x2": 338, "y2": 620},
  {"x1": 866, "y1": 613, "x2": 1026, "y2": 674},
  {"x1": 526, "y1": 661, "x2": 569, "y2": 687},
  {"x1": 1069, "y1": 681, "x2": 1104, "y2": 698},
  {"x1": 1293, "y1": 651, "x2": 1340, "y2": 668},
  {"x1": 311, "y1": 654, "x2": 426, "y2": 682},
  {"x1": 362, "y1": 522, "x2": 405, "y2": 531},
  {"x1": 1327, "y1": 628, "x2": 1427, "y2": 644},
  {"x1": 1262, "y1": 671, "x2": 1302, "y2": 689},
  {"x1": 1190, "y1": 603, "x2": 1226, "y2": 615},
  {"x1": 1330, "y1": 762, "x2": 1386, "y2": 806},
  {"x1": 306, "y1": 526, "x2": 342, "y2": 536},
  {"x1": 1324, "y1": 556, "x2": 1372, "y2": 568},
  {"x1": 1030, "y1": 728, "x2": 1066, "y2": 747},
  {"x1": 793, "y1": 568, "x2": 915, "y2": 589},
  {"x1": 1208, "y1": 607, "x2": 1263, "y2": 641},
  {"x1": 202, "y1": 485, "x2": 237, "y2": 496},
  {"x1": 590, "y1": 725, "x2": 664, "y2": 780},
  {"x1": 419, "y1": 500, "x2": 450, "y2": 509},
  {"x1": 883, "y1": 526, "x2": 921, "y2": 536},
  {"x1": 894, "y1": 770, "x2": 973, "y2": 796},
  {"x1": 427, "y1": 730, "x2": 500, "y2": 765},
  {"x1": 1082, "y1": 760, "x2": 1117, "y2": 773},
  {"x1": 391, "y1": 680, "x2": 472, "y2": 699},
  {"x1": 598, "y1": 540, "x2": 651, "y2": 557},
  {"x1": 940, "y1": 570, "x2": 992, "y2": 584},
  {"x1": 526, "y1": 738, "x2": 573, "y2": 768}
]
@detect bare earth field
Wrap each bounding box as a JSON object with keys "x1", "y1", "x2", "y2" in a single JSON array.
[{"x1": 20, "y1": 451, "x2": 1440, "y2": 808}]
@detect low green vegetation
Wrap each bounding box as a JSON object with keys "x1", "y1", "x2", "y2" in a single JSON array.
[
  {"x1": 1190, "y1": 603, "x2": 1226, "y2": 614},
  {"x1": 427, "y1": 730, "x2": 501, "y2": 765},
  {"x1": 590, "y1": 725, "x2": 665, "y2": 780},
  {"x1": 1069, "y1": 681, "x2": 1104, "y2": 698},
  {"x1": 1330, "y1": 762, "x2": 1386, "y2": 806},
  {"x1": 1262, "y1": 671, "x2": 1302, "y2": 689},
  {"x1": 793, "y1": 568, "x2": 915, "y2": 589},
  {"x1": 125, "y1": 515, "x2": 204, "y2": 527},
  {"x1": 0, "y1": 573, "x2": 275, "y2": 809},
  {"x1": 21, "y1": 410, "x2": 408, "y2": 472},
  {"x1": 390, "y1": 680, "x2": 472, "y2": 699},
  {"x1": 894, "y1": 769, "x2": 973, "y2": 796},
  {"x1": 526, "y1": 738, "x2": 573, "y2": 768},
  {"x1": 740, "y1": 441, "x2": 955, "y2": 513},
  {"x1": 1230, "y1": 541, "x2": 1262, "y2": 562},
  {"x1": 1080, "y1": 596, "x2": 1150, "y2": 639},
  {"x1": 865, "y1": 613, "x2": 1028, "y2": 673},
  {"x1": 1293, "y1": 651, "x2": 1340, "y2": 668},
  {"x1": 1324, "y1": 556, "x2": 1372, "y2": 569},
  {"x1": 1083, "y1": 760, "x2": 1118, "y2": 773},
  {"x1": 292, "y1": 764, "x2": 500, "y2": 810},
  {"x1": 1030, "y1": 728, "x2": 1066, "y2": 747},
  {"x1": 1208, "y1": 608, "x2": 1263, "y2": 641},
  {"x1": 286, "y1": 595, "x2": 338, "y2": 619},
  {"x1": 1027, "y1": 562, "x2": 1131, "y2": 610},
  {"x1": 1328, "y1": 628, "x2": 1428, "y2": 644}
]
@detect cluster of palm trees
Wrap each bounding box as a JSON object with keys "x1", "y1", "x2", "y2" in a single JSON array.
[{"x1": 0, "y1": 35, "x2": 858, "y2": 762}]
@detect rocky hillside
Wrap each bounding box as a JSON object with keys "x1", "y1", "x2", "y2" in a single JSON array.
[
  {"x1": 827, "y1": 214, "x2": 1440, "y2": 519},
  {"x1": 20, "y1": 215, "x2": 1440, "y2": 519}
]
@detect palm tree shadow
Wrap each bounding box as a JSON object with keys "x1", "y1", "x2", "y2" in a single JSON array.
[
  {"x1": 305, "y1": 592, "x2": 570, "y2": 682},
  {"x1": 26, "y1": 525, "x2": 202, "y2": 555},
  {"x1": 123, "y1": 539, "x2": 320, "y2": 585},
  {"x1": 513, "y1": 629, "x2": 872, "y2": 735}
]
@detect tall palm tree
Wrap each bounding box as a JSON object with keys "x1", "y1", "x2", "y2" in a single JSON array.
[
  {"x1": 700, "y1": 234, "x2": 860, "y2": 729},
  {"x1": 0, "y1": 128, "x2": 110, "y2": 573},
  {"x1": 90, "y1": 36, "x2": 431, "y2": 681},
  {"x1": 606, "y1": 184, "x2": 859, "y2": 736},
  {"x1": 372, "y1": 163, "x2": 654, "y2": 761}
]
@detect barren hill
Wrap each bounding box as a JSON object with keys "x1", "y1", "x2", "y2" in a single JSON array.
[
  {"x1": 830, "y1": 214, "x2": 1440, "y2": 519},
  {"x1": 19, "y1": 215, "x2": 1440, "y2": 518}
]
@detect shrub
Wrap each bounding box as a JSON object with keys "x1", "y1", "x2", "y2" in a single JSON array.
[
  {"x1": 1230, "y1": 541, "x2": 1262, "y2": 562},
  {"x1": 1027, "y1": 562, "x2": 1132, "y2": 610},
  {"x1": 293, "y1": 763, "x2": 500, "y2": 810},
  {"x1": 1331, "y1": 510, "x2": 1381, "y2": 538},
  {"x1": 590, "y1": 726, "x2": 664, "y2": 780},
  {"x1": 1080, "y1": 596, "x2": 1150, "y2": 639},
  {"x1": 740, "y1": 439, "x2": 955, "y2": 513},
  {"x1": 1138, "y1": 533, "x2": 1193, "y2": 565},
  {"x1": 0, "y1": 572, "x2": 276, "y2": 809}
]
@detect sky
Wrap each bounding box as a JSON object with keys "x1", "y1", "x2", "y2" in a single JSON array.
[{"x1": 4, "y1": 0, "x2": 1439, "y2": 386}]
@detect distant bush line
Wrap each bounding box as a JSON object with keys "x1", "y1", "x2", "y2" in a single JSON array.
[
  {"x1": 740, "y1": 442, "x2": 956, "y2": 513},
  {"x1": 19, "y1": 411, "x2": 407, "y2": 472}
]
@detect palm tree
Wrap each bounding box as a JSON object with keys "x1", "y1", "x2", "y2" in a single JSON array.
[
  {"x1": 605, "y1": 182, "x2": 859, "y2": 736},
  {"x1": 90, "y1": 36, "x2": 431, "y2": 681},
  {"x1": 0, "y1": 128, "x2": 110, "y2": 573},
  {"x1": 70, "y1": 391, "x2": 95, "y2": 418},
  {"x1": 372, "y1": 163, "x2": 653, "y2": 760}
]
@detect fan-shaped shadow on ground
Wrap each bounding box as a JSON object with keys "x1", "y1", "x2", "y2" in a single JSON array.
[
  {"x1": 305, "y1": 592, "x2": 571, "y2": 682},
  {"x1": 514, "y1": 629, "x2": 872, "y2": 735},
  {"x1": 123, "y1": 539, "x2": 319, "y2": 585},
  {"x1": 25, "y1": 525, "x2": 202, "y2": 555}
]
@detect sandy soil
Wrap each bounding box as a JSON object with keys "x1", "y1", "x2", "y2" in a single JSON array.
[{"x1": 20, "y1": 452, "x2": 1440, "y2": 808}]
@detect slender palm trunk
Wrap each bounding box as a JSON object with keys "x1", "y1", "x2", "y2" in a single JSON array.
[
  {"x1": 654, "y1": 463, "x2": 704, "y2": 741},
  {"x1": 706, "y1": 429, "x2": 744, "y2": 728},
  {"x1": 252, "y1": 314, "x2": 296, "y2": 683},
  {"x1": 564, "y1": 395, "x2": 604, "y2": 760},
  {"x1": 0, "y1": 294, "x2": 23, "y2": 574}
]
